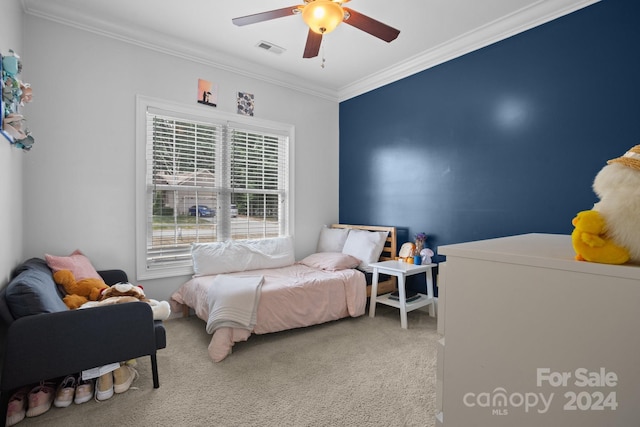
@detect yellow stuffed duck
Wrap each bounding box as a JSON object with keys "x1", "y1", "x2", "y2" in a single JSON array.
[
  {"x1": 571, "y1": 210, "x2": 629, "y2": 264},
  {"x1": 571, "y1": 145, "x2": 640, "y2": 264}
]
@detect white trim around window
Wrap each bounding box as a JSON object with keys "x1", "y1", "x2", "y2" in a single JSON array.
[{"x1": 135, "y1": 95, "x2": 295, "y2": 280}]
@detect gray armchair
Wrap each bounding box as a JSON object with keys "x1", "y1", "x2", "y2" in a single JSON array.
[{"x1": 0, "y1": 258, "x2": 166, "y2": 427}]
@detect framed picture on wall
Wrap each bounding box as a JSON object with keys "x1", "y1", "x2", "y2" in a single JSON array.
[
  {"x1": 237, "y1": 92, "x2": 254, "y2": 116},
  {"x1": 197, "y1": 79, "x2": 217, "y2": 107}
]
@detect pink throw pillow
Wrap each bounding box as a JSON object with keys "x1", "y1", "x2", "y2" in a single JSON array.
[
  {"x1": 45, "y1": 249, "x2": 102, "y2": 281},
  {"x1": 298, "y1": 252, "x2": 360, "y2": 271}
]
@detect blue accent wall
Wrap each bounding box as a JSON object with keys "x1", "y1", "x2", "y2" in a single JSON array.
[{"x1": 339, "y1": 0, "x2": 640, "y2": 264}]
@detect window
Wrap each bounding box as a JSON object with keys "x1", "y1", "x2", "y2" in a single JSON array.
[{"x1": 136, "y1": 96, "x2": 293, "y2": 279}]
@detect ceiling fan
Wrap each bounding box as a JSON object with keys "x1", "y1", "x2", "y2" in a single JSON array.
[{"x1": 232, "y1": 0, "x2": 400, "y2": 59}]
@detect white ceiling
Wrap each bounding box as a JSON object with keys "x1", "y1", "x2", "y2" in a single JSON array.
[{"x1": 21, "y1": 0, "x2": 597, "y2": 101}]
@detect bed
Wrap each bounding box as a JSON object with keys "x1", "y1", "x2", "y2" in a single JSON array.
[{"x1": 170, "y1": 224, "x2": 397, "y2": 362}]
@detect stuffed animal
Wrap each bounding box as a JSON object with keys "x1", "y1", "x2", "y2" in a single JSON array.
[
  {"x1": 100, "y1": 282, "x2": 147, "y2": 301},
  {"x1": 571, "y1": 145, "x2": 640, "y2": 264},
  {"x1": 571, "y1": 210, "x2": 630, "y2": 264},
  {"x1": 53, "y1": 270, "x2": 109, "y2": 309},
  {"x1": 398, "y1": 242, "x2": 415, "y2": 260},
  {"x1": 80, "y1": 282, "x2": 171, "y2": 320}
]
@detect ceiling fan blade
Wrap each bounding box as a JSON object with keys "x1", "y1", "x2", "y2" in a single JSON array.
[
  {"x1": 232, "y1": 6, "x2": 299, "y2": 26},
  {"x1": 342, "y1": 8, "x2": 400, "y2": 42},
  {"x1": 303, "y1": 29, "x2": 322, "y2": 58}
]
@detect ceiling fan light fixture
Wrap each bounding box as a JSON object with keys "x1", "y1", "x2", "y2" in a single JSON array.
[{"x1": 302, "y1": 0, "x2": 344, "y2": 34}]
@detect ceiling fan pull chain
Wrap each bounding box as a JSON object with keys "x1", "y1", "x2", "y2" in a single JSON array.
[{"x1": 321, "y1": 46, "x2": 326, "y2": 69}]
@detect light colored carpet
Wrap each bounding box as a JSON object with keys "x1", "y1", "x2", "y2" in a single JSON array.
[{"x1": 17, "y1": 304, "x2": 438, "y2": 427}]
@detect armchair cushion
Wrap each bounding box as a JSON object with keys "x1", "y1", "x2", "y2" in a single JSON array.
[{"x1": 5, "y1": 258, "x2": 68, "y2": 318}]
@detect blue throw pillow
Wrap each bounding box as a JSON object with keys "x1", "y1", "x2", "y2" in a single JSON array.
[
  {"x1": 12, "y1": 257, "x2": 52, "y2": 277},
  {"x1": 13, "y1": 257, "x2": 67, "y2": 299},
  {"x1": 5, "y1": 265, "x2": 69, "y2": 318}
]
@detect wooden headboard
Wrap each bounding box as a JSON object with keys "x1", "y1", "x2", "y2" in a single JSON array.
[{"x1": 330, "y1": 224, "x2": 397, "y2": 296}]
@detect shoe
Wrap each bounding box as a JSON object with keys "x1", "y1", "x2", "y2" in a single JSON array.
[
  {"x1": 6, "y1": 386, "x2": 30, "y2": 426},
  {"x1": 95, "y1": 372, "x2": 114, "y2": 401},
  {"x1": 53, "y1": 375, "x2": 76, "y2": 408},
  {"x1": 113, "y1": 365, "x2": 138, "y2": 394},
  {"x1": 25, "y1": 382, "x2": 55, "y2": 418},
  {"x1": 74, "y1": 378, "x2": 94, "y2": 404}
]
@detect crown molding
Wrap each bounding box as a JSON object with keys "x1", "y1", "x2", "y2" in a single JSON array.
[
  {"x1": 21, "y1": 0, "x2": 340, "y2": 102},
  {"x1": 337, "y1": 0, "x2": 600, "y2": 102},
  {"x1": 22, "y1": 0, "x2": 598, "y2": 104}
]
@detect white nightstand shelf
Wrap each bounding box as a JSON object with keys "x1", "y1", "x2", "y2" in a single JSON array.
[
  {"x1": 375, "y1": 292, "x2": 435, "y2": 311},
  {"x1": 369, "y1": 260, "x2": 436, "y2": 329}
]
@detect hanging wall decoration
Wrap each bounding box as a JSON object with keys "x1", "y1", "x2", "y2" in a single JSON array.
[
  {"x1": 1, "y1": 49, "x2": 34, "y2": 150},
  {"x1": 197, "y1": 79, "x2": 217, "y2": 107},
  {"x1": 237, "y1": 92, "x2": 254, "y2": 116}
]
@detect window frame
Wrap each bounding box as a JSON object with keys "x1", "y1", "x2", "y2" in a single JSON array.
[{"x1": 135, "y1": 95, "x2": 295, "y2": 280}]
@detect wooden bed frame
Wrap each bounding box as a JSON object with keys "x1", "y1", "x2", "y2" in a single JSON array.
[{"x1": 330, "y1": 224, "x2": 398, "y2": 296}]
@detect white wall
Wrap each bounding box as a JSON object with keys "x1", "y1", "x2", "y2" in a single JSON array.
[
  {"x1": 22, "y1": 15, "x2": 340, "y2": 302},
  {"x1": 0, "y1": 0, "x2": 25, "y2": 285}
]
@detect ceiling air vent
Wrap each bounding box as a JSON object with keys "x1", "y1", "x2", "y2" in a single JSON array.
[{"x1": 256, "y1": 41, "x2": 285, "y2": 55}]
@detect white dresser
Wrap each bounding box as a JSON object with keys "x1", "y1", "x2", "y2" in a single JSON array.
[{"x1": 435, "y1": 233, "x2": 640, "y2": 427}]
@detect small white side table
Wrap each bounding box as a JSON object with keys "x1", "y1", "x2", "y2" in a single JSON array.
[{"x1": 369, "y1": 260, "x2": 436, "y2": 329}]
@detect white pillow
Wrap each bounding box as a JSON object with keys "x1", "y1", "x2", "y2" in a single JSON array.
[
  {"x1": 341, "y1": 229, "x2": 389, "y2": 273},
  {"x1": 316, "y1": 226, "x2": 350, "y2": 253},
  {"x1": 192, "y1": 236, "x2": 295, "y2": 277}
]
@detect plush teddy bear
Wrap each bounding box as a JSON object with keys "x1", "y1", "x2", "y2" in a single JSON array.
[
  {"x1": 53, "y1": 269, "x2": 109, "y2": 309},
  {"x1": 100, "y1": 282, "x2": 147, "y2": 302},
  {"x1": 80, "y1": 282, "x2": 171, "y2": 320},
  {"x1": 571, "y1": 145, "x2": 640, "y2": 264}
]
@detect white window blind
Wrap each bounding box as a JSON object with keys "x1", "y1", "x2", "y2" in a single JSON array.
[
  {"x1": 228, "y1": 127, "x2": 288, "y2": 240},
  {"x1": 136, "y1": 97, "x2": 292, "y2": 279}
]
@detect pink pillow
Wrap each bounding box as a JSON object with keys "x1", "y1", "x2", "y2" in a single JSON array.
[
  {"x1": 45, "y1": 249, "x2": 102, "y2": 281},
  {"x1": 298, "y1": 252, "x2": 360, "y2": 271}
]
